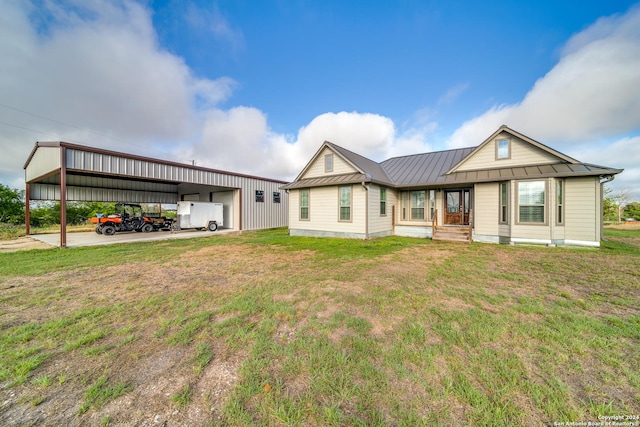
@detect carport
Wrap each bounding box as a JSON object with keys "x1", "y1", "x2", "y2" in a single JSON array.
[{"x1": 24, "y1": 142, "x2": 289, "y2": 247}]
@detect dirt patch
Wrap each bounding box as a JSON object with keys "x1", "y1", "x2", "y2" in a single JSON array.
[{"x1": 0, "y1": 237, "x2": 53, "y2": 252}]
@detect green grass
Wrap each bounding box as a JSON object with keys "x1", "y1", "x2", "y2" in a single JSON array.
[
  {"x1": 78, "y1": 376, "x2": 132, "y2": 414},
  {"x1": 0, "y1": 228, "x2": 638, "y2": 425}
]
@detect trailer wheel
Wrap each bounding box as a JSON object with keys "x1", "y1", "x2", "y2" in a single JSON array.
[
  {"x1": 102, "y1": 225, "x2": 116, "y2": 236},
  {"x1": 95, "y1": 225, "x2": 103, "y2": 235},
  {"x1": 141, "y1": 223, "x2": 154, "y2": 233},
  {"x1": 207, "y1": 221, "x2": 218, "y2": 232}
]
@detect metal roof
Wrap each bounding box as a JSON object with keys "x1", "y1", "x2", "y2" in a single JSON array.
[
  {"x1": 381, "y1": 147, "x2": 476, "y2": 187},
  {"x1": 324, "y1": 142, "x2": 393, "y2": 185},
  {"x1": 282, "y1": 173, "x2": 369, "y2": 190},
  {"x1": 283, "y1": 127, "x2": 623, "y2": 190}
]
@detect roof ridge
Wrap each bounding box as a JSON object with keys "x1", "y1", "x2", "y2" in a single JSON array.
[{"x1": 381, "y1": 146, "x2": 478, "y2": 163}]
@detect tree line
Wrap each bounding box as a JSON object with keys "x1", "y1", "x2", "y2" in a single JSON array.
[
  {"x1": 2, "y1": 183, "x2": 639, "y2": 227},
  {"x1": 0, "y1": 184, "x2": 117, "y2": 227}
]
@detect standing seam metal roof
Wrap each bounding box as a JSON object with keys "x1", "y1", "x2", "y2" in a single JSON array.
[{"x1": 283, "y1": 140, "x2": 622, "y2": 190}]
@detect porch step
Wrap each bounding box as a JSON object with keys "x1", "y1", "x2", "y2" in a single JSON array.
[{"x1": 432, "y1": 227, "x2": 471, "y2": 243}]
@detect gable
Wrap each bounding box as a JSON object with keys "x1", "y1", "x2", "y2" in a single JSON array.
[
  {"x1": 452, "y1": 131, "x2": 562, "y2": 172},
  {"x1": 300, "y1": 146, "x2": 359, "y2": 179}
]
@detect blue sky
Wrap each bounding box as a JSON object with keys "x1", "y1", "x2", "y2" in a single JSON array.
[{"x1": 1, "y1": 0, "x2": 639, "y2": 195}]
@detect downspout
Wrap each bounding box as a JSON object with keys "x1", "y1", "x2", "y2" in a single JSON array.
[
  {"x1": 361, "y1": 181, "x2": 369, "y2": 240},
  {"x1": 599, "y1": 175, "x2": 615, "y2": 242}
]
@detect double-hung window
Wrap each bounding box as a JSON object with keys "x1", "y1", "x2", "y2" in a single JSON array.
[
  {"x1": 339, "y1": 186, "x2": 351, "y2": 221},
  {"x1": 518, "y1": 181, "x2": 546, "y2": 224},
  {"x1": 411, "y1": 191, "x2": 425, "y2": 220},
  {"x1": 556, "y1": 180, "x2": 564, "y2": 225},
  {"x1": 299, "y1": 189, "x2": 309, "y2": 220},
  {"x1": 380, "y1": 188, "x2": 387, "y2": 216},
  {"x1": 499, "y1": 182, "x2": 509, "y2": 224},
  {"x1": 429, "y1": 190, "x2": 435, "y2": 221}
]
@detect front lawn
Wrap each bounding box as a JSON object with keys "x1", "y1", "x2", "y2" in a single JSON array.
[{"x1": 1, "y1": 228, "x2": 638, "y2": 425}]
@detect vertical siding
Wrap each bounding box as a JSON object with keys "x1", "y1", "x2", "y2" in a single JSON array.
[
  {"x1": 456, "y1": 133, "x2": 559, "y2": 172},
  {"x1": 565, "y1": 177, "x2": 599, "y2": 242},
  {"x1": 26, "y1": 147, "x2": 288, "y2": 230},
  {"x1": 473, "y1": 183, "x2": 499, "y2": 236},
  {"x1": 303, "y1": 148, "x2": 358, "y2": 178}
]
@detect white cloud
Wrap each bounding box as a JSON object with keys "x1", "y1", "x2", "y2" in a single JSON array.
[
  {"x1": 187, "y1": 110, "x2": 434, "y2": 180},
  {"x1": 446, "y1": 5, "x2": 640, "y2": 147},
  {"x1": 0, "y1": 0, "x2": 236, "y2": 184},
  {"x1": 438, "y1": 82, "x2": 470, "y2": 106},
  {"x1": 446, "y1": 5, "x2": 640, "y2": 192}
]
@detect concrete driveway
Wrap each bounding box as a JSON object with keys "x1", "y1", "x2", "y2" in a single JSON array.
[{"x1": 30, "y1": 228, "x2": 237, "y2": 249}]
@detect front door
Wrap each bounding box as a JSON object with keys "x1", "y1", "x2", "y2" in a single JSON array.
[{"x1": 444, "y1": 189, "x2": 471, "y2": 225}]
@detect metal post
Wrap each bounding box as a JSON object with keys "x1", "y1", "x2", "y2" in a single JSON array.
[
  {"x1": 60, "y1": 147, "x2": 67, "y2": 248},
  {"x1": 25, "y1": 182, "x2": 31, "y2": 235}
]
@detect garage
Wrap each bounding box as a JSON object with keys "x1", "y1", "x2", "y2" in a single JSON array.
[{"x1": 23, "y1": 141, "x2": 289, "y2": 247}]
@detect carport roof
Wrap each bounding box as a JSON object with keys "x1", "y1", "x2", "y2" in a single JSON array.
[{"x1": 24, "y1": 141, "x2": 289, "y2": 184}]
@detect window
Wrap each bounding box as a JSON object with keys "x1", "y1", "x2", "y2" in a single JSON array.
[
  {"x1": 496, "y1": 139, "x2": 510, "y2": 160},
  {"x1": 411, "y1": 190, "x2": 425, "y2": 220},
  {"x1": 400, "y1": 191, "x2": 426, "y2": 221},
  {"x1": 255, "y1": 190, "x2": 264, "y2": 203},
  {"x1": 556, "y1": 180, "x2": 564, "y2": 225},
  {"x1": 273, "y1": 192, "x2": 281, "y2": 203},
  {"x1": 299, "y1": 189, "x2": 309, "y2": 220},
  {"x1": 518, "y1": 181, "x2": 546, "y2": 224},
  {"x1": 500, "y1": 182, "x2": 509, "y2": 224},
  {"x1": 429, "y1": 190, "x2": 435, "y2": 221},
  {"x1": 325, "y1": 154, "x2": 333, "y2": 173},
  {"x1": 380, "y1": 188, "x2": 387, "y2": 216},
  {"x1": 339, "y1": 186, "x2": 351, "y2": 221}
]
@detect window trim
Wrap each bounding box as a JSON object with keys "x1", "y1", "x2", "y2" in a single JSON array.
[
  {"x1": 516, "y1": 180, "x2": 548, "y2": 225},
  {"x1": 499, "y1": 182, "x2": 509, "y2": 225},
  {"x1": 338, "y1": 185, "x2": 352, "y2": 222},
  {"x1": 299, "y1": 188, "x2": 310, "y2": 221},
  {"x1": 556, "y1": 179, "x2": 564, "y2": 226},
  {"x1": 380, "y1": 188, "x2": 387, "y2": 216},
  {"x1": 496, "y1": 138, "x2": 511, "y2": 160},
  {"x1": 324, "y1": 154, "x2": 333, "y2": 173}
]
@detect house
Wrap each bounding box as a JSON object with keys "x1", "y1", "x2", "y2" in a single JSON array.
[{"x1": 281, "y1": 125, "x2": 623, "y2": 247}]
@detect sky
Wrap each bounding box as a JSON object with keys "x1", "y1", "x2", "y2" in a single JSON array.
[{"x1": 1, "y1": 0, "x2": 639, "y2": 197}]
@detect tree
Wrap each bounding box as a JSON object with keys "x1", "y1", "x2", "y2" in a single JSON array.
[
  {"x1": 624, "y1": 202, "x2": 640, "y2": 220},
  {"x1": 0, "y1": 184, "x2": 25, "y2": 224},
  {"x1": 603, "y1": 186, "x2": 618, "y2": 221},
  {"x1": 603, "y1": 185, "x2": 638, "y2": 222}
]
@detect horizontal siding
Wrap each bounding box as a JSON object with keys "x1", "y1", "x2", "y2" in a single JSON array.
[
  {"x1": 456, "y1": 133, "x2": 559, "y2": 172},
  {"x1": 368, "y1": 185, "x2": 394, "y2": 235},
  {"x1": 303, "y1": 147, "x2": 358, "y2": 178},
  {"x1": 474, "y1": 183, "x2": 499, "y2": 236},
  {"x1": 565, "y1": 177, "x2": 598, "y2": 242},
  {"x1": 289, "y1": 185, "x2": 366, "y2": 234}
]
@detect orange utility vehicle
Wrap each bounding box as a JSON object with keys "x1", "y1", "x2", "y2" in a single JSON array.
[{"x1": 90, "y1": 203, "x2": 173, "y2": 235}]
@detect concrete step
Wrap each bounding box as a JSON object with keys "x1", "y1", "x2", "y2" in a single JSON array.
[{"x1": 433, "y1": 227, "x2": 471, "y2": 243}]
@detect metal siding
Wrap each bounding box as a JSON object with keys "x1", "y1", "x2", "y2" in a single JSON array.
[{"x1": 33, "y1": 146, "x2": 288, "y2": 230}]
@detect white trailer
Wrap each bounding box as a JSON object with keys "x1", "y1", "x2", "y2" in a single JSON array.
[{"x1": 175, "y1": 201, "x2": 224, "y2": 231}]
